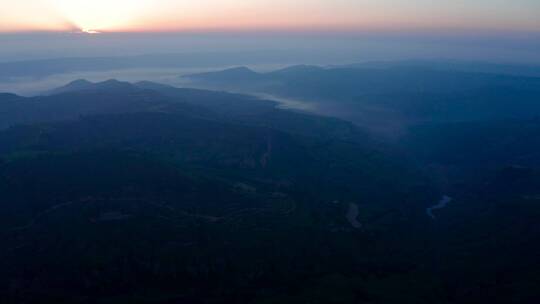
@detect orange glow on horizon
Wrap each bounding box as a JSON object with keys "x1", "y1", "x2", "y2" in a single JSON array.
[{"x1": 0, "y1": 0, "x2": 539, "y2": 34}]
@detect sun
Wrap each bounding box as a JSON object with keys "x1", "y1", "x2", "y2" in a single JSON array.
[
  {"x1": 50, "y1": 0, "x2": 148, "y2": 32},
  {"x1": 81, "y1": 29, "x2": 101, "y2": 34}
]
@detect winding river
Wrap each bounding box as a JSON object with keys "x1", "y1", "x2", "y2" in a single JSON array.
[
  {"x1": 426, "y1": 195, "x2": 453, "y2": 220},
  {"x1": 346, "y1": 203, "x2": 362, "y2": 229}
]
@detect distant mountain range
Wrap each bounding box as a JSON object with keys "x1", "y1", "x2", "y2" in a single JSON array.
[
  {"x1": 185, "y1": 65, "x2": 540, "y2": 133},
  {"x1": 2, "y1": 56, "x2": 540, "y2": 80}
]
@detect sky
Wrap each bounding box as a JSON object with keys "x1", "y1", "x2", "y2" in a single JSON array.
[
  {"x1": 0, "y1": 0, "x2": 539, "y2": 71},
  {"x1": 0, "y1": 0, "x2": 539, "y2": 33}
]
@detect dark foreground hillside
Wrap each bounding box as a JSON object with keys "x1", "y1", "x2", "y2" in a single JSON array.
[{"x1": 1, "y1": 80, "x2": 539, "y2": 303}]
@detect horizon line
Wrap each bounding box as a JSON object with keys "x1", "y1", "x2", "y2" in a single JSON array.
[{"x1": 1, "y1": 27, "x2": 540, "y2": 37}]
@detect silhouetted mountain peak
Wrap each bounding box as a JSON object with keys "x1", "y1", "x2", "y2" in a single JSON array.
[
  {"x1": 94, "y1": 79, "x2": 135, "y2": 91},
  {"x1": 68, "y1": 79, "x2": 93, "y2": 87},
  {"x1": 0, "y1": 92, "x2": 20, "y2": 100},
  {"x1": 186, "y1": 66, "x2": 262, "y2": 82},
  {"x1": 270, "y1": 64, "x2": 324, "y2": 75},
  {"x1": 223, "y1": 66, "x2": 258, "y2": 74},
  {"x1": 46, "y1": 79, "x2": 94, "y2": 95},
  {"x1": 47, "y1": 79, "x2": 137, "y2": 96}
]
